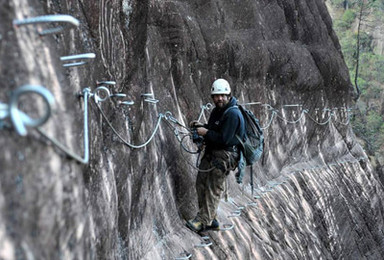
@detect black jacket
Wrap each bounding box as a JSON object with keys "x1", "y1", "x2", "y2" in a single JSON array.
[{"x1": 204, "y1": 97, "x2": 245, "y2": 150}]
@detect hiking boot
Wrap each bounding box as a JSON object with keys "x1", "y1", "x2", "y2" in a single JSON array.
[
  {"x1": 186, "y1": 218, "x2": 205, "y2": 233},
  {"x1": 206, "y1": 218, "x2": 220, "y2": 230}
]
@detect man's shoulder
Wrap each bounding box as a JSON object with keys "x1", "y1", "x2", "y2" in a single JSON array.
[{"x1": 223, "y1": 105, "x2": 241, "y2": 117}]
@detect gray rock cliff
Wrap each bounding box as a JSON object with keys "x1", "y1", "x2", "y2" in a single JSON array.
[{"x1": 1, "y1": 0, "x2": 383, "y2": 259}]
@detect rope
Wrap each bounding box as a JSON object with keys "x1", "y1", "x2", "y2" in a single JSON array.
[
  {"x1": 95, "y1": 101, "x2": 163, "y2": 149},
  {"x1": 261, "y1": 110, "x2": 276, "y2": 130},
  {"x1": 305, "y1": 111, "x2": 334, "y2": 125},
  {"x1": 161, "y1": 112, "x2": 216, "y2": 172},
  {"x1": 241, "y1": 102, "x2": 353, "y2": 129},
  {"x1": 333, "y1": 110, "x2": 352, "y2": 126},
  {"x1": 275, "y1": 109, "x2": 307, "y2": 124}
]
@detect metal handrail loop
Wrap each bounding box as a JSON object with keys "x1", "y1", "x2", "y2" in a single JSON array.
[
  {"x1": 197, "y1": 103, "x2": 213, "y2": 121},
  {"x1": 13, "y1": 14, "x2": 80, "y2": 35},
  {"x1": 7, "y1": 85, "x2": 55, "y2": 136},
  {"x1": 36, "y1": 88, "x2": 90, "y2": 164},
  {"x1": 93, "y1": 86, "x2": 111, "y2": 103}
]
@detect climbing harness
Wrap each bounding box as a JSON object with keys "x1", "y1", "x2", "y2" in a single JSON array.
[{"x1": 162, "y1": 115, "x2": 216, "y2": 172}]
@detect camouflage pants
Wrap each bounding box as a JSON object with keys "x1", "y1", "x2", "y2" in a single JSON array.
[{"x1": 196, "y1": 149, "x2": 238, "y2": 226}]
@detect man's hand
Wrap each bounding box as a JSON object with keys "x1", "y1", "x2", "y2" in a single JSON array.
[
  {"x1": 189, "y1": 120, "x2": 204, "y2": 128},
  {"x1": 197, "y1": 127, "x2": 208, "y2": 136}
]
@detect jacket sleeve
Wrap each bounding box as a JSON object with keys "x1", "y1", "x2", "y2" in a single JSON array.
[{"x1": 205, "y1": 110, "x2": 241, "y2": 146}]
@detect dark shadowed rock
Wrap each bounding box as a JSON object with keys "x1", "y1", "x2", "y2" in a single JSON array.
[{"x1": 0, "y1": 0, "x2": 383, "y2": 259}]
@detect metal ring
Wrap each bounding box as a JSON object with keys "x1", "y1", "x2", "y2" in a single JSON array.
[
  {"x1": 13, "y1": 14, "x2": 80, "y2": 35},
  {"x1": 94, "y1": 86, "x2": 110, "y2": 103},
  {"x1": 9, "y1": 85, "x2": 55, "y2": 136},
  {"x1": 164, "y1": 111, "x2": 173, "y2": 120},
  {"x1": 205, "y1": 103, "x2": 213, "y2": 110}
]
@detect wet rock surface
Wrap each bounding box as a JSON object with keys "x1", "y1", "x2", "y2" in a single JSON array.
[{"x1": 1, "y1": 0, "x2": 383, "y2": 259}]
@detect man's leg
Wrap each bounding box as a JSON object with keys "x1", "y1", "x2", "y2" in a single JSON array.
[
  {"x1": 196, "y1": 155, "x2": 211, "y2": 210},
  {"x1": 198, "y1": 150, "x2": 234, "y2": 226}
]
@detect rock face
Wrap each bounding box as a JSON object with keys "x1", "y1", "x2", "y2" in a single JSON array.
[{"x1": 1, "y1": 0, "x2": 383, "y2": 259}]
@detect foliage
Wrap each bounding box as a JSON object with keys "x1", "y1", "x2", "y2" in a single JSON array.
[{"x1": 330, "y1": 0, "x2": 384, "y2": 157}]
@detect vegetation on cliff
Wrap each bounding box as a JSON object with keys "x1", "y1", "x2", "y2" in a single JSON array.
[{"x1": 328, "y1": 0, "x2": 384, "y2": 163}]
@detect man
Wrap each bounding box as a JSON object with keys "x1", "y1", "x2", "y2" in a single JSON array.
[{"x1": 187, "y1": 78, "x2": 245, "y2": 233}]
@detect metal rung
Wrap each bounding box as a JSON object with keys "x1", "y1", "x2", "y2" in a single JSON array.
[
  {"x1": 242, "y1": 102, "x2": 261, "y2": 106},
  {"x1": 60, "y1": 53, "x2": 96, "y2": 67},
  {"x1": 228, "y1": 210, "x2": 241, "y2": 218},
  {"x1": 110, "y1": 93, "x2": 127, "y2": 98},
  {"x1": 97, "y1": 81, "x2": 116, "y2": 86},
  {"x1": 144, "y1": 98, "x2": 159, "y2": 104},
  {"x1": 62, "y1": 61, "x2": 87, "y2": 67},
  {"x1": 220, "y1": 224, "x2": 234, "y2": 231},
  {"x1": 283, "y1": 104, "x2": 302, "y2": 107},
  {"x1": 141, "y1": 93, "x2": 154, "y2": 98},
  {"x1": 120, "y1": 101, "x2": 134, "y2": 106},
  {"x1": 175, "y1": 253, "x2": 192, "y2": 260},
  {"x1": 13, "y1": 14, "x2": 79, "y2": 35},
  {"x1": 261, "y1": 187, "x2": 272, "y2": 193},
  {"x1": 195, "y1": 236, "x2": 212, "y2": 248}
]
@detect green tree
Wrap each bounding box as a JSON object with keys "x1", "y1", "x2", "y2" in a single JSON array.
[{"x1": 353, "y1": 0, "x2": 377, "y2": 100}]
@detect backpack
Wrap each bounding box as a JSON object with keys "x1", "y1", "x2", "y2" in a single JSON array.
[
  {"x1": 235, "y1": 105, "x2": 264, "y2": 166},
  {"x1": 222, "y1": 104, "x2": 264, "y2": 184}
]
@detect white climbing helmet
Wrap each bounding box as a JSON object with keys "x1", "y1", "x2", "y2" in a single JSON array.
[{"x1": 211, "y1": 79, "x2": 231, "y2": 95}]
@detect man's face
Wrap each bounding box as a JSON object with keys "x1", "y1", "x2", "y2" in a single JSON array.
[{"x1": 212, "y1": 94, "x2": 229, "y2": 109}]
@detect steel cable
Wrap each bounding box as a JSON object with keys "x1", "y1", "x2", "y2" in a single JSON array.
[{"x1": 95, "y1": 101, "x2": 163, "y2": 149}]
